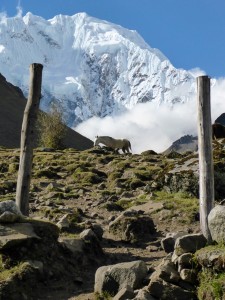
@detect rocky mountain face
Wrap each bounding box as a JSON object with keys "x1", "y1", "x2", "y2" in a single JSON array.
[
  {"x1": 0, "y1": 12, "x2": 196, "y2": 127},
  {"x1": 163, "y1": 135, "x2": 198, "y2": 155},
  {"x1": 0, "y1": 73, "x2": 26, "y2": 148},
  {"x1": 215, "y1": 113, "x2": 225, "y2": 125}
]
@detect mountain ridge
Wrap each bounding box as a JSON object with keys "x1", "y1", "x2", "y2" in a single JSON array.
[
  {"x1": 162, "y1": 134, "x2": 198, "y2": 155},
  {"x1": 0, "y1": 12, "x2": 196, "y2": 127}
]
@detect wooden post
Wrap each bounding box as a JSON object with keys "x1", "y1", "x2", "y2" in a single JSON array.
[
  {"x1": 16, "y1": 63, "x2": 43, "y2": 216},
  {"x1": 197, "y1": 75, "x2": 214, "y2": 243}
]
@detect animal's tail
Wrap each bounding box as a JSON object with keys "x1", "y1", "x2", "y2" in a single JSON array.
[{"x1": 129, "y1": 141, "x2": 132, "y2": 152}]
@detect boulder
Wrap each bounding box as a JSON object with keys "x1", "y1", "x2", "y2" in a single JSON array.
[
  {"x1": 134, "y1": 288, "x2": 156, "y2": 300},
  {"x1": 195, "y1": 247, "x2": 225, "y2": 271},
  {"x1": 0, "y1": 200, "x2": 24, "y2": 223},
  {"x1": 0, "y1": 211, "x2": 20, "y2": 223},
  {"x1": 59, "y1": 237, "x2": 85, "y2": 257},
  {"x1": 177, "y1": 253, "x2": 193, "y2": 271},
  {"x1": 208, "y1": 205, "x2": 225, "y2": 243},
  {"x1": 30, "y1": 219, "x2": 59, "y2": 241},
  {"x1": 56, "y1": 214, "x2": 70, "y2": 230},
  {"x1": 0, "y1": 223, "x2": 40, "y2": 250},
  {"x1": 80, "y1": 228, "x2": 98, "y2": 241},
  {"x1": 0, "y1": 261, "x2": 43, "y2": 300},
  {"x1": 161, "y1": 232, "x2": 188, "y2": 253},
  {"x1": 174, "y1": 233, "x2": 207, "y2": 255},
  {"x1": 161, "y1": 236, "x2": 175, "y2": 253},
  {"x1": 148, "y1": 276, "x2": 196, "y2": 300},
  {"x1": 80, "y1": 228, "x2": 104, "y2": 257},
  {"x1": 94, "y1": 260, "x2": 148, "y2": 296},
  {"x1": 180, "y1": 269, "x2": 197, "y2": 284},
  {"x1": 109, "y1": 210, "x2": 155, "y2": 242},
  {"x1": 150, "y1": 256, "x2": 180, "y2": 284},
  {"x1": 90, "y1": 224, "x2": 104, "y2": 240},
  {"x1": 147, "y1": 254, "x2": 197, "y2": 299},
  {"x1": 0, "y1": 218, "x2": 60, "y2": 252},
  {"x1": 171, "y1": 251, "x2": 179, "y2": 265}
]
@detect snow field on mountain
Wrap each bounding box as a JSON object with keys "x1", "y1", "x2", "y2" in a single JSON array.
[{"x1": 0, "y1": 12, "x2": 195, "y2": 127}]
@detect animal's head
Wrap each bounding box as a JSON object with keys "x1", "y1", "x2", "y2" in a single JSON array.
[{"x1": 94, "y1": 135, "x2": 99, "y2": 146}]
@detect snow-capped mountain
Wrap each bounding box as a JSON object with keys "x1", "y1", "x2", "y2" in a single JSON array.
[{"x1": 0, "y1": 12, "x2": 196, "y2": 127}]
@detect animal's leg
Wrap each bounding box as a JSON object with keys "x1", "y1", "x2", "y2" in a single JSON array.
[{"x1": 126, "y1": 147, "x2": 130, "y2": 153}]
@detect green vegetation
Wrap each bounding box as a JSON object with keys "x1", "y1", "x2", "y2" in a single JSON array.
[
  {"x1": 67, "y1": 210, "x2": 82, "y2": 224},
  {"x1": 73, "y1": 170, "x2": 103, "y2": 185},
  {"x1": 37, "y1": 102, "x2": 67, "y2": 149},
  {"x1": 94, "y1": 291, "x2": 113, "y2": 300},
  {"x1": 35, "y1": 168, "x2": 61, "y2": 179},
  {"x1": 8, "y1": 163, "x2": 19, "y2": 173},
  {"x1": 134, "y1": 166, "x2": 161, "y2": 181},
  {"x1": 115, "y1": 195, "x2": 148, "y2": 210},
  {"x1": 2, "y1": 143, "x2": 225, "y2": 298},
  {"x1": 152, "y1": 191, "x2": 199, "y2": 224},
  {"x1": 133, "y1": 194, "x2": 149, "y2": 205},
  {"x1": 198, "y1": 269, "x2": 225, "y2": 300},
  {"x1": 0, "y1": 256, "x2": 31, "y2": 282},
  {"x1": 60, "y1": 232, "x2": 80, "y2": 239},
  {"x1": 107, "y1": 171, "x2": 123, "y2": 181},
  {"x1": 65, "y1": 162, "x2": 89, "y2": 173},
  {"x1": 116, "y1": 198, "x2": 133, "y2": 209}
]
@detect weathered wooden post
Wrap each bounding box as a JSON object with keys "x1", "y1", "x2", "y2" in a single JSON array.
[
  {"x1": 197, "y1": 75, "x2": 214, "y2": 243},
  {"x1": 16, "y1": 63, "x2": 43, "y2": 216}
]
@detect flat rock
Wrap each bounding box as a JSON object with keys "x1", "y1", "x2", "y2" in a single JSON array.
[
  {"x1": 174, "y1": 233, "x2": 207, "y2": 255},
  {"x1": 0, "y1": 223, "x2": 40, "y2": 250}
]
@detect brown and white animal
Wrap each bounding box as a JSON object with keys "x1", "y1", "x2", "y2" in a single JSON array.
[
  {"x1": 94, "y1": 136, "x2": 132, "y2": 153},
  {"x1": 212, "y1": 123, "x2": 225, "y2": 140}
]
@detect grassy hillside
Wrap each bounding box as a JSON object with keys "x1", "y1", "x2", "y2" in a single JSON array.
[
  {"x1": 1, "y1": 144, "x2": 225, "y2": 299},
  {"x1": 0, "y1": 147, "x2": 201, "y2": 230}
]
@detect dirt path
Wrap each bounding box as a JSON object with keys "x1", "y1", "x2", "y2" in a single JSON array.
[{"x1": 66, "y1": 201, "x2": 167, "y2": 299}]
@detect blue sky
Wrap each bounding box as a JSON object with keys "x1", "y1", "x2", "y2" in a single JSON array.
[{"x1": 1, "y1": 0, "x2": 225, "y2": 78}]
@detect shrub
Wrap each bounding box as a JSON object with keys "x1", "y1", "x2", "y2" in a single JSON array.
[
  {"x1": 73, "y1": 171, "x2": 102, "y2": 185},
  {"x1": 37, "y1": 102, "x2": 67, "y2": 149},
  {"x1": 8, "y1": 163, "x2": 19, "y2": 173},
  {"x1": 35, "y1": 168, "x2": 61, "y2": 179}
]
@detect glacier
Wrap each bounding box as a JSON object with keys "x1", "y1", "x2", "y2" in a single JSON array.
[{"x1": 0, "y1": 12, "x2": 196, "y2": 127}]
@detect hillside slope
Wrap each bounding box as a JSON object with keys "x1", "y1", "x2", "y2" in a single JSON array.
[
  {"x1": 0, "y1": 73, "x2": 93, "y2": 149},
  {"x1": 0, "y1": 143, "x2": 225, "y2": 299}
]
